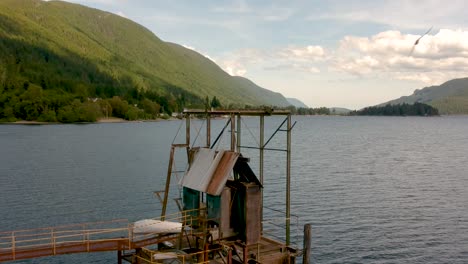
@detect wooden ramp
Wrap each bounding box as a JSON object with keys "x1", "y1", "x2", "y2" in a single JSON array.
[{"x1": 0, "y1": 219, "x2": 180, "y2": 262}]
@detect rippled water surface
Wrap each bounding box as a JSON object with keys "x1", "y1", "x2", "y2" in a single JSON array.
[{"x1": 1, "y1": 116, "x2": 468, "y2": 263}]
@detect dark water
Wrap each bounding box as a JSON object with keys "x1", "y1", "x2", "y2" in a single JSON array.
[{"x1": 1, "y1": 116, "x2": 468, "y2": 263}]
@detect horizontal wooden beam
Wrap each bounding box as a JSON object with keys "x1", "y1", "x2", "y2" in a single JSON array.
[{"x1": 183, "y1": 109, "x2": 291, "y2": 116}]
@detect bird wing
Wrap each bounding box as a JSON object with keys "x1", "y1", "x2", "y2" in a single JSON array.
[
  {"x1": 409, "y1": 26, "x2": 433, "y2": 56},
  {"x1": 422, "y1": 26, "x2": 433, "y2": 37}
]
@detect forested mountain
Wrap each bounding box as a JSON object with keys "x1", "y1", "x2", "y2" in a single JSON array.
[
  {"x1": 0, "y1": 0, "x2": 289, "y2": 122},
  {"x1": 351, "y1": 103, "x2": 439, "y2": 116},
  {"x1": 384, "y1": 78, "x2": 468, "y2": 114}
]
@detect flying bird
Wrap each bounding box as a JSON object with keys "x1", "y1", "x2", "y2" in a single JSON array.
[{"x1": 409, "y1": 26, "x2": 433, "y2": 56}]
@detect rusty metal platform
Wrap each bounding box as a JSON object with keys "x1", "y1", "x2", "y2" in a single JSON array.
[{"x1": 0, "y1": 219, "x2": 181, "y2": 262}]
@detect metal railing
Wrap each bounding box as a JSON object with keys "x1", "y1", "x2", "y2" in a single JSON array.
[
  {"x1": 262, "y1": 206, "x2": 301, "y2": 248},
  {"x1": 134, "y1": 246, "x2": 232, "y2": 264},
  {"x1": 0, "y1": 211, "x2": 201, "y2": 262},
  {"x1": 0, "y1": 207, "x2": 300, "y2": 263}
]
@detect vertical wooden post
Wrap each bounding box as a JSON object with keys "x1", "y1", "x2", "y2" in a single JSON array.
[
  {"x1": 286, "y1": 114, "x2": 291, "y2": 245},
  {"x1": 243, "y1": 245, "x2": 248, "y2": 264},
  {"x1": 204, "y1": 243, "x2": 209, "y2": 262},
  {"x1": 161, "y1": 145, "x2": 175, "y2": 220},
  {"x1": 227, "y1": 248, "x2": 233, "y2": 264},
  {"x1": 303, "y1": 224, "x2": 312, "y2": 264},
  {"x1": 135, "y1": 248, "x2": 141, "y2": 264},
  {"x1": 87, "y1": 231, "x2": 91, "y2": 252},
  {"x1": 128, "y1": 225, "x2": 132, "y2": 250},
  {"x1": 52, "y1": 229, "x2": 56, "y2": 255},
  {"x1": 117, "y1": 250, "x2": 122, "y2": 264},
  {"x1": 11, "y1": 232, "x2": 15, "y2": 260}
]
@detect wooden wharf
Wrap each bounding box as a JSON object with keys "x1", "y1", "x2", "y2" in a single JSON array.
[
  {"x1": 0, "y1": 219, "x2": 180, "y2": 262},
  {"x1": 1, "y1": 109, "x2": 311, "y2": 264}
]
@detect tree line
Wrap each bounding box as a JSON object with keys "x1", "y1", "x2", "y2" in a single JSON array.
[
  {"x1": 349, "y1": 103, "x2": 439, "y2": 116},
  {"x1": 0, "y1": 81, "x2": 227, "y2": 122}
]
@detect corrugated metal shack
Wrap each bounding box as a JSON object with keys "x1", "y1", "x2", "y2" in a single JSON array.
[{"x1": 180, "y1": 148, "x2": 262, "y2": 246}]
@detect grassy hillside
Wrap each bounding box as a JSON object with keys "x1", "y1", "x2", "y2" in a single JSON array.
[
  {"x1": 0, "y1": 0, "x2": 289, "y2": 119},
  {"x1": 384, "y1": 78, "x2": 468, "y2": 114}
]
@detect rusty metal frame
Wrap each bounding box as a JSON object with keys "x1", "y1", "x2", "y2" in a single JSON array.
[{"x1": 179, "y1": 109, "x2": 294, "y2": 245}]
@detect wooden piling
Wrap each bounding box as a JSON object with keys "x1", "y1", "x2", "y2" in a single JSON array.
[
  {"x1": 227, "y1": 249, "x2": 233, "y2": 264},
  {"x1": 303, "y1": 224, "x2": 311, "y2": 264},
  {"x1": 117, "y1": 250, "x2": 122, "y2": 264}
]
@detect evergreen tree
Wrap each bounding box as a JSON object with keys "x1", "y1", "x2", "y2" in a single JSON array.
[{"x1": 210, "y1": 96, "x2": 221, "y2": 108}]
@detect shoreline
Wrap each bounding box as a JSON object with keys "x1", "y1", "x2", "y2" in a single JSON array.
[
  {"x1": 2, "y1": 114, "x2": 465, "y2": 125},
  {"x1": 2, "y1": 117, "x2": 180, "y2": 125}
]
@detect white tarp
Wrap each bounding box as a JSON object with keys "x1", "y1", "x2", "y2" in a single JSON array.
[{"x1": 132, "y1": 219, "x2": 182, "y2": 234}]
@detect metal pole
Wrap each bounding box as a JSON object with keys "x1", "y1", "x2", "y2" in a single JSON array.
[
  {"x1": 186, "y1": 113, "x2": 191, "y2": 170},
  {"x1": 186, "y1": 113, "x2": 191, "y2": 148},
  {"x1": 207, "y1": 112, "x2": 211, "y2": 148},
  {"x1": 230, "y1": 114, "x2": 235, "y2": 151},
  {"x1": 260, "y1": 115, "x2": 264, "y2": 231},
  {"x1": 286, "y1": 114, "x2": 291, "y2": 245},
  {"x1": 237, "y1": 114, "x2": 241, "y2": 152},
  {"x1": 303, "y1": 224, "x2": 312, "y2": 264},
  {"x1": 259, "y1": 115, "x2": 264, "y2": 184}
]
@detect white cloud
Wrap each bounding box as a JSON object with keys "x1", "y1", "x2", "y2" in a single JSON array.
[
  {"x1": 278, "y1": 45, "x2": 326, "y2": 60},
  {"x1": 219, "y1": 49, "x2": 266, "y2": 76},
  {"x1": 332, "y1": 28, "x2": 468, "y2": 84},
  {"x1": 182, "y1": 45, "x2": 217, "y2": 63},
  {"x1": 218, "y1": 45, "x2": 326, "y2": 76},
  {"x1": 308, "y1": 67, "x2": 320, "y2": 73},
  {"x1": 182, "y1": 44, "x2": 196, "y2": 51},
  {"x1": 217, "y1": 28, "x2": 468, "y2": 86},
  {"x1": 115, "y1": 11, "x2": 127, "y2": 18},
  {"x1": 223, "y1": 62, "x2": 247, "y2": 76}
]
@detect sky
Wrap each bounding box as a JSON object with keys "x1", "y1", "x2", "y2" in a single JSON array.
[{"x1": 50, "y1": 0, "x2": 468, "y2": 109}]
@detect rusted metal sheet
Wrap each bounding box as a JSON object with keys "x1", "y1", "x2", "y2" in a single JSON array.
[
  {"x1": 181, "y1": 148, "x2": 239, "y2": 196},
  {"x1": 206, "y1": 151, "x2": 239, "y2": 195}
]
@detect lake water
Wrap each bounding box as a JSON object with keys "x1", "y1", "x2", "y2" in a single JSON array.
[{"x1": 1, "y1": 116, "x2": 468, "y2": 263}]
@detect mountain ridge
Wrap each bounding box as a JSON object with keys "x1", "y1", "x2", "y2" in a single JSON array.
[
  {"x1": 286, "y1": 98, "x2": 308, "y2": 108},
  {"x1": 0, "y1": 0, "x2": 290, "y2": 109},
  {"x1": 382, "y1": 77, "x2": 468, "y2": 114}
]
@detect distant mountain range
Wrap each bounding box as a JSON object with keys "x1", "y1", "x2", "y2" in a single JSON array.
[
  {"x1": 0, "y1": 0, "x2": 290, "y2": 109},
  {"x1": 286, "y1": 98, "x2": 308, "y2": 108},
  {"x1": 330, "y1": 107, "x2": 351, "y2": 115},
  {"x1": 383, "y1": 77, "x2": 468, "y2": 114}
]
